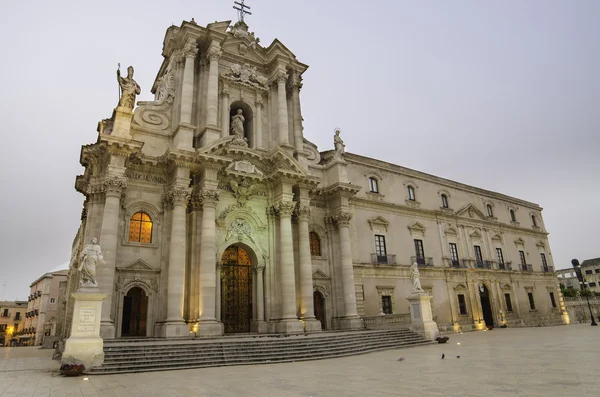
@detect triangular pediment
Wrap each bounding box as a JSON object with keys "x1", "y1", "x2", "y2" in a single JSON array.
[
  {"x1": 455, "y1": 204, "x2": 487, "y2": 220},
  {"x1": 368, "y1": 216, "x2": 390, "y2": 231},
  {"x1": 408, "y1": 222, "x2": 426, "y2": 235},
  {"x1": 265, "y1": 39, "x2": 298, "y2": 61},
  {"x1": 444, "y1": 225, "x2": 458, "y2": 236},
  {"x1": 312, "y1": 269, "x2": 330, "y2": 279},
  {"x1": 491, "y1": 233, "x2": 503, "y2": 241},
  {"x1": 118, "y1": 259, "x2": 159, "y2": 272},
  {"x1": 514, "y1": 238, "x2": 525, "y2": 246},
  {"x1": 469, "y1": 229, "x2": 482, "y2": 239},
  {"x1": 221, "y1": 39, "x2": 266, "y2": 64}
]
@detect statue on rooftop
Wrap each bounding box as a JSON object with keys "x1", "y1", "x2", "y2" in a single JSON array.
[
  {"x1": 334, "y1": 128, "x2": 345, "y2": 156},
  {"x1": 117, "y1": 66, "x2": 141, "y2": 110}
]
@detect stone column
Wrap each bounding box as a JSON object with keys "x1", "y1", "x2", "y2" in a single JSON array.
[
  {"x1": 333, "y1": 212, "x2": 364, "y2": 329},
  {"x1": 197, "y1": 190, "x2": 222, "y2": 336},
  {"x1": 251, "y1": 263, "x2": 267, "y2": 333},
  {"x1": 97, "y1": 177, "x2": 126, "y2": 339},
  {"x1": 206, "y1": 47, "x2": 222, "y2": 127},
  {"x1": 220, "y1": 86, "x2": 230, "y2": 138},
  {"x1": 254, "y1": 94, "x2": 263, "y2": 148},
  {"x1": 215, "y1": 262, "x2": 222, "y2": 323},
  {"x1": 297, "y1": 204, "x2": 321, "y2": 331},
  {"x1": 163, "y1": 187, "x2": 190, "y2": 338},
  {"x1": 173, "y1": 43, "x2": 198, "y2": 151},
  {"x1": 274, "y1": 201, "x2": 303, "y2": 334},
  {"x1": 290, "y1": 74, "x2": 303, "y2": 153},
  {"x1": 275, "y1": 71, "x2": 289, "y2": 146}
]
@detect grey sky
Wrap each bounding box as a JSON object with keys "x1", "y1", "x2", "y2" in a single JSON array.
[{"x1": 1, "y1": 1, "x2": 598, "y2": 300}]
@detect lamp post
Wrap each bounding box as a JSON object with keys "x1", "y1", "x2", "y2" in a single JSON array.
[{"x1": 571, "y1": 259, "x2": 598, "y2": 326}]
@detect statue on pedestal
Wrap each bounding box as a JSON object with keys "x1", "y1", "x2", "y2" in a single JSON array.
[
  {"x1": 117, "y1": 66, "x2": 141, "y2": 110},
  {"x1": 78, "y1": 238, "x2": 104, "y2": 288},
  {"x1": 333, "y1": 128, "x2": 345, "y2": 157},
  {"x1": 231, "y1": 109, "x2": 245, "y2": 139},
  {"x1": 410, "y1": 262, "x2": 424, "y2": 293}
]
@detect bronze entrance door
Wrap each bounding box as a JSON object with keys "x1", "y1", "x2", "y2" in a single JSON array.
[
  {"x1": 221, "y1": 246, "x2": 253, "y2": 333},
  {"x1": 313, "y1": 291, "x2": 326, "y2": 330},
  {"x1": 121, "y1": 287, "x2": 148, "y2": 337}
]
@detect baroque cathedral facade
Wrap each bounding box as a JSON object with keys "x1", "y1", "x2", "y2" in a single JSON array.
[{"x1": 63, "y1": 17, "x2": 568, "y2": 340}]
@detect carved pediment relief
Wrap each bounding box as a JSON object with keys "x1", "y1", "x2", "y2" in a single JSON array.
[
  {"x1": 312, "y1": 269, "x2": 330, "y2": 280},
  {"x1": 444, "y1": 225, "x2": 458, "y2": 236},
  {"x1": 455, "y1": 204, "x2": 487, "y2": 220},
  {"x1": 469, "y1": 229, "x2": 482, "y2": 239},
  {"x1": 514, "y1": 237, "x2": 525, "y2": 246},
  {"x1": 491, "y1": 233, "x2": 503, "y2": 241},
  {"x1": 117, "y1": 259, "x2": 159, "y2": 273},
  {"x1": 368, "y1": 216, "x2": 390, "y2": 232},
  {"x1": 221, "y1": 63, "x2": 269, "y2": 91},
  {"x1": 536, "y1": 240, "x2": 546, "y2": 249},
  {"x1": 408, "y1": 222, "x2": 426, "y2": 236}
]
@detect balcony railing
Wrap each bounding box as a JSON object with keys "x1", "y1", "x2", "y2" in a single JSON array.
[
  {"x1": 475, "y1": 260, "x2": 495, "y2": 269},
  {"x1": 520, "y1": 263, "x2": 533, "y2": 272},
  {"x1": 450, "y1": 259, "x2": 468, "y2": 268},
  {"x1": 411, "y1": 256, "x2": 434, "y2": 267},
  {"x1": 371, "y1": 253, "x2": 397, "y2": 265},
  {"x1": 497, "y1": 262, "x2": 513, "y2": 271},
  {"x1": 542, "y1": 265, "x2": 554, "y2": 273},
  {"x1": 0, "y1": 313, "x2": 10, "y2": 318}
]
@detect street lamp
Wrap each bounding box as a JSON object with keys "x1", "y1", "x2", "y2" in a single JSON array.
[{"x1": 571, "y1": 259, "x2": 598, "y2": 326}]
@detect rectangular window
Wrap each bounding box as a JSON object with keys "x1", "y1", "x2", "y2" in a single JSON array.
[
  {"x1": 369, "y1": 178, "x2": 379, "y2": 193},
  {"x1": 449, "y1": 243, "x2": 459, "y2": 262},
  {"x1": 585, "y1": 270, "x2": 593, "y2": 275},
  {"x1": 457, "y1": 294, "x2": 467, "y2": 315},
  {"x1": 519, "y1": 250, "x2": 526, "y2": 266},
  {"x1": 50, "y1": 298, "x2": 56, "y2": 304},
  {"x1": 496, "y1": 248, "x2": 504, "y2": 265},
  {"x1": 549, "y1": 292, "x2": 557, "y2": 308},
  {"x1": 589, "y1": 282, "x2": 597, "y2": 287},
  {"x1": 540, "y1": 253, "x2": 548, "y2": 268},
  {"x1": 474, "y1": 245, "x2": 483, "y2": 264},
  {"x1": 595, "y1": 269, "x2": 600, "y2": 274},
  {"x1": 408, "y1": 186, "x2": 416, "y2": 201},
  {"x1": 0, "y1": 324, "x2": 6, "y2": 332},
  {"x1": 414, "y1": 239, "x2": 425, "y2": 264},
  {"x1": 15, "y1": 312, "x2": 21, "y2": 320},
  {"x1": 375, "y1": 234, "x2": 387, "y2": 259},
  {"x1": 2, "y1": 309, "x2": 8, "y2": 317},
  {"x1": 441, "y1": 194, "x2": 449, "y2": 208},
  {"x1": 382, "y1": 296, "x2": 392, "y2": 314},
  {"x1": 504, "y1": 293, "x2": 513, "y2": 312},
  {"x1": 528, "y1": 292, "x2": 536, "y2": 310}
]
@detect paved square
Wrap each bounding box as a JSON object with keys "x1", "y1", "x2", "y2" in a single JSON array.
[{"x1": 1, "y1": 324, "x2": 598, "y2": 397}]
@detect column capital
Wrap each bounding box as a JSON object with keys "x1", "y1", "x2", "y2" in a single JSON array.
[
  {"x1": 273, "y1": 70, "x2": 288, "y2": 84},
  {"x1": 288, "y1": 74, "x2": 303, "y2": 92},
  {"x1": 103, "y1": 176, "x2": 127, "y2": 198},
  {"x1": 332, "y1": 212, "x2": 352, "y2": 226},
  {"x1": 199, "y1": 189, "x2": 220, "y2": 208},
  {"x1": 273, "y1": 201, "x2": 296, "y2": 217},
  {"x1": 183, "y1": 41, "x2": 199, "y2": 58},
  {"x1": 206, "y1": 47, "x2": 222, "y2": 62},
  {"x1": 167, "y1": 187, "x2": 191, "y2": 206},
  {"x1": 296, "y1": 204, "x2": 311, "y2": 221},
  {"x1": 254, "y1": 263, "x2": 266, "y2": 273}
]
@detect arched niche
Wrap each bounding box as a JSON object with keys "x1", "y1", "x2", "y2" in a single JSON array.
[{"x1": 229, "y1": 100, "x2": 254, "y2": 147}]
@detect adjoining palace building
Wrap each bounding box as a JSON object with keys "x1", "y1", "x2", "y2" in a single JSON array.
[{"x1": 62, "y1": 16, "x2": 568, "y2": 340}]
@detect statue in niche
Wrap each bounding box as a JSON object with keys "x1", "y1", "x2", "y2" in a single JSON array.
[
  {"x1": 117, "y1": 66, "x2": 141, "y2": 110},
  {"x1": 79, "y1": 237, "x2": 105, "y2": 288},
  {"x1": 410, "y1": 262, "x2": 424, "y2": 293},
  {"x1": 230, "y1": 109, "x2": 245, "y2": 139},
  {"x1": 333, "y1": 128, "x2": 345, "y2": 156}
]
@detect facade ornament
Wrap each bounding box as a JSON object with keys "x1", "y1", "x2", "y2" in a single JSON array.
[
  {"x1": 225, "y1": 218, "x2": 256, "y2": 243},
  {"x1": 103, "y1": 177, "x2": 127, "y2": 197},
  {"x1": 274, "y1": 201, "x2": 296, "y2": 217},
  {"x1": 183, "y1": 41, "x2": 198, "y2": 58},
  {"x1": 288, "y1": 74, "x2": 303, "y2": 92},
  {"x1": 79, "y1": 238, "x2": 105, "y2": 288},
  {"x1": 410, "y1": 262, "x2": 425, "y2": 293},
  {"x1": 230, "y1": 109, "x2": 246, "y2": 140},
  {"x1": 199, "y1": 190, "x2": 220, "y2": 208},
  {"x1": 333, "y1": 212, "x2": 352, "y2": 226},
  {"x1": 254, "y1": 263, "x2": 266, "y2": 272},
  {"x1": 229, "y1": 179, "x2": 259, "y2": 205},
  {"x1": 226, "y1": 160, "x2": 264, "y2": 176},
  {"x1": 206, "y1": 47, "x2": 222, "y2": 62},
  {"x1": 117, "y1": 66, "x2": 141, "y2": 110},
  {"x1": 168, "y1": 187, "x2": 191, "y2": 206},
  {"x1": 222, "y1": 63, "x2": 269, "y2": 90},
  {"x1": 228, "y1": 21, "x2": 260, "y2": 49},
  {"x1": 333, "y1": 128, "x2": 345, "y2": 157},
  {"x1": 296, "y1": 204, "x2": 311, "y2": 220},
  {"x1": 274, "y1": 70, "x2": 288, "y2": 84}
]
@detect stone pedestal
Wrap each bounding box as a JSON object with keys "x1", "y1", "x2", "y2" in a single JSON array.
[
  {"x1": 276, "y1": 319, "x2": 304, "y2": 334},
  {"x1": 62, "y1": 291, "x2": 108, "y2": 370},
  {"x1": 111, "y1": 106, "x2": 133, "y2": 139},
  {"x1": 196, "y1": 320, "x2": 223, "y2": 337},
  {"x1": 197, "y1": 125, "x2": 221, "y2": 146},
  {"x1": 156, "y1": 322, "x2": 190, "y2": 338},
  {"x1": 407, "y1": 292, "x2": 439, "y2": 340},
  {"x1": 251, "y1": 320, "x2": 268, "y2": 334},
  {"x1": 173, "y1": 123, "x2": 195, "y2": 151},
  {"x1": 336, "y1": 316, "x2": 364, "y2": 330},
  {"x1": 303, "y1": 318, "x2": 325, "y2": 332}
]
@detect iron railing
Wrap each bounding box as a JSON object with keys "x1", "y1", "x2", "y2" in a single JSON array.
[
  {"x1": 542, "y1": 265, "x2": 555, "y2": 273},
  {"x1": 520, "y1": 263, "x2": 533, "y2": 272},
  {"x1": 475, "y1": 260, "x2": 495, "y2": 269},
  {"x1": 371, "y1": 254, "x2": 397, "y2": 265},
  {"x1": 450, "y1": 259, "x2": 468, "y2": 268},
  {"x1": 411, "y1": 256, "x2": 434, "y2": 267}
]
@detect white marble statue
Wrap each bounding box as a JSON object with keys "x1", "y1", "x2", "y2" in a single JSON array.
[
  {"x1": 334, "y1": 129, "x2": 345, "y2": 156},
  {"x1": 78, "y1": 238, "x2": 105, "y2": 288},
  {"x1": 410, "y1": 262, "x2": 424, "y2": 293},
  {"x1": 117, "y1": 66, "x2": 141, "y2": 110},
  {"x1": 231, "y1": 109, "x2": 245, "y2": 138}
]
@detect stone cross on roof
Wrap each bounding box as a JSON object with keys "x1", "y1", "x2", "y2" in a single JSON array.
[{"x1": 233, "y1": 0, "x2": 252, "y2": 23}]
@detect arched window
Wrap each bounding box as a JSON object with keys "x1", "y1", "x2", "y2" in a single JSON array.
[
  {"x1": 441, "y1": 194, "x2": 449, "y2": 208},
  {"x1": 531, "y1": 215, "x2": 537, "y2": 227},
  {"x1": 129, "y1": 212, "x2": 153, "y2": 243},
  {"x1": 407, "y1": 186, "x2": 416, "y2": 201},
  {"x1": 368, "y1": 177, "x2": 379, "y2": 193},
  {"x1": 487, "y1": 204, "x2": 494, "y2": 217},
  {"x1": 510, "y1": 209, "x2": 516, "y2": 222},
  {"x1": 309, "y1": 231, "x2": 321, "y2": 256}
]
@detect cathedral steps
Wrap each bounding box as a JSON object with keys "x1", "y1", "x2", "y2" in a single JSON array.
[{"x1": 87, "y1": 329, "x2": 433, "y2": 374}]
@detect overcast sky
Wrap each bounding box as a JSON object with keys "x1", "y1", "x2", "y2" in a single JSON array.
[{"x1": 1, "y1": 1, "x2": 598, "y2": 300}]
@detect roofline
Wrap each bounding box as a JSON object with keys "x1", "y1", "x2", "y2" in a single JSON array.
[{"x1": 29, "y1": 269, "x2": 69, "y2": 288}]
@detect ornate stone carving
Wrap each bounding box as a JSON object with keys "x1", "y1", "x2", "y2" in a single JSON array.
[
  {"x1": 228, "y1": 21, "x2": 260, "y2": 49},
  {"x1": 333, "y1": 128, "x2": 345, "y2": 157},
  {"x1": 230, "y1": 109, "x2": 245, "y2": 139},
  {"x1": 103, "y1": 177, "x2": 127, "y2": 197},
  {"x1": 288, "y1": 74, "x2": 303, "y2": 92},
  {"x1": 167, "y1": 187, "x2": 190, "y2": 206},
  {"x1": 117, "y1": 66, "x2": 141, "y2": 110},
  {"x1": 183, "y1": 41, "x2": 198, "y2": 58},
  {"x1": 225, "y1": 218, "x2": 256, "y2": 243},
  {"x1": 296, "y1": 204, "x2": 311, "y2": 220},
  {"x1": 254, "y1": 263, "x2": 266, "y2": 272},
  {"x1": 206, "y1": 47, "x2": 222, "y2": 62},
  {"x1": 333, "y1": 212, "x2": 352, "y2": 226},
  {"x1": 199, "y1": 190, "x2": 220, "y2": 207},
  {"x1": 229, "y1": 179, "x2": 260, "y2": 205},
  {"x1": 274, "y1": 201, "x2": 296, "y2": 217},
  {"x1": 410, "y1": 262, "x2": 424, "y2": 293},
  {"x1": 222, "y1": 63, "x2": 269, "y2": 90},
  {"x1": 218, "y1": 202, "x2": 261, "y2": 221},
  {"x1": 226, "y1": 160, "x2": 264, "y2": 176},
  {"x1": 79, "y1": 238, "x2": 104, "y2": 289}
]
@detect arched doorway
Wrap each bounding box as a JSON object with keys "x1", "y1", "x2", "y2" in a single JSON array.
[
  {"x1": 221, "y1": 245, "x2": 253, "y2": 333},
  {"x1": 121, "y1": 287, "x2": 148, "y2": 337},
  {"x1": 313, "y1": 291, "x2": 326, "y2": 330},
  {"x1": 479, "y1": 284, "x2": 494, "y2": 329}
]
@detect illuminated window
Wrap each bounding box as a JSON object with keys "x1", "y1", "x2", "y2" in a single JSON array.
[
  {"x1": 129, "y1": 212, "x2": 153, "y2": 243},
  {"x1": 309, "y1": 231, "x2": 321, "y2": 256}
]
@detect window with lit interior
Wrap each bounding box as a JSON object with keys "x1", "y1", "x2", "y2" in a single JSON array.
[{"x1": 128, "y1": 212, "x2": 153, "y2": 243}]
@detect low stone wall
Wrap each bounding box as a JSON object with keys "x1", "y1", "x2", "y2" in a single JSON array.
[
  {"x1": 564, "y1": 297, "x2": 600, "y2": 324},
  {"x1": 362, "y1": 313, "x2": 411, "y2": 330}
]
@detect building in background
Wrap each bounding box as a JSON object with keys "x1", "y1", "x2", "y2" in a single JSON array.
[
  {"x1": 0, "y1": 301, "x2": 27, "y2": 346},
  {"x1": 557, "y1": 258, "x2": 600, "y2": 294},
  {"x1": 21, "y1": 270, "x2": 68, "y2": 346}
]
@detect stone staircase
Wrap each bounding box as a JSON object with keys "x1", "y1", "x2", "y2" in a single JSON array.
[{"x1": 88, "y1": 329, "x2": 433, "y2": 374}]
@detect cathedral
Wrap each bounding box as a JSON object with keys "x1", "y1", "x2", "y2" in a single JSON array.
[{"x1": 63, "y1": 15, "x2": 568, "y2": 340}]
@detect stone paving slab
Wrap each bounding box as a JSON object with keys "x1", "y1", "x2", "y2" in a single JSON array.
[{"x1": 1, "y1": 324, "x2": 599, "y2": 396}]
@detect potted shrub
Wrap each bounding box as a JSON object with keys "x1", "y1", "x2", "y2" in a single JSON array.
[{"x1": 60, "y1": 362, "x2": 85, "y2": 377}]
